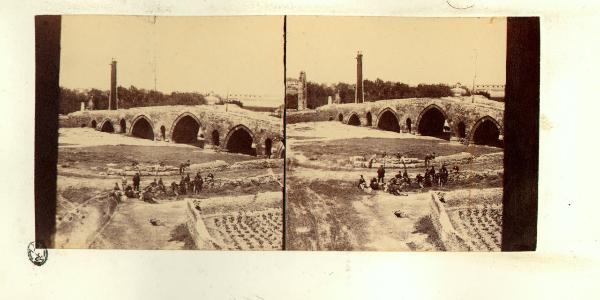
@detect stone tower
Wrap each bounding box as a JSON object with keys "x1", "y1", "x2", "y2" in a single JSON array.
[
  {"x1": 298, "y1": 71, "x2": 307, "y2": 110},
  {"x1": 355, "y1": 51, "x2": 364, "y2": 103},
  {"x1": 110, "y1": 59, "x2": 118, "y2": 110}
]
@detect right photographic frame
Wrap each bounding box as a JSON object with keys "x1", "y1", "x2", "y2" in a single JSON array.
[{"x1": 284, "y1": 16, "x2": 539, "y2": 251}]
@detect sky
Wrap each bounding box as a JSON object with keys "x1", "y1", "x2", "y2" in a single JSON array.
[
  {"x1": 59, "y1": 16, "x2": 284, "y2": 97},
  {"x1": 287, "y1": 17, "x2": 507, "y2": 87}
]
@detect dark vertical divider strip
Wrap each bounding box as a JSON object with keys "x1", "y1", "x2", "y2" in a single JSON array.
[
  {"x1": 35, "y1": 15, "x2": 61, "y2": 248},
  {"x1": 502, "y1": 17, "x2": 540, "y2": 251}
]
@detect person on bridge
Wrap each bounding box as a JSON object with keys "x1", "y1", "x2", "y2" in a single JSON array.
[{"x1": 377, "y1": 165, "x2": 386, "y2": 184}]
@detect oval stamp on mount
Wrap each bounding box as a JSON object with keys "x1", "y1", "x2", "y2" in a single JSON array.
[{"x1": 27, "y1": 241, "x2": 48, "y2": 266}]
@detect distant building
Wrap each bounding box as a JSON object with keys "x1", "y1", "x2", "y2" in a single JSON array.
[
  {"x1": 473, "y1": 84, "x2": 505, "y2": 98},
  {"x1": 451, "y1": 82, "x2": 469, "y2": 96},
  {"x1": 285, "y1": 71, "x2": 307, "y2": 110}
]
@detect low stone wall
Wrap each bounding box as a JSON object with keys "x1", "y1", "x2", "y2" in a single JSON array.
[
  {"x1": 429, "y1": 192, "x2": 467, "y2": 251},
  {"x1": 286, "y1": 110, "x2": 332, "y2": 124}
]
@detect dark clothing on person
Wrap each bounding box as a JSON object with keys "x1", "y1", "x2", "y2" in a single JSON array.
[
  {"x1": 377, "y1": 166, "x2": 385, "y2": 183},
  {"x1": 132, "y1": 174, "x2": 141, "y2": 191}
]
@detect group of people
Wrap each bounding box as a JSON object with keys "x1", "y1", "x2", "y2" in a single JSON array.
[
  {"x1": 109, "y1": 160, "x2": 216, "y2": 203},
  {"x1": 170, "y1": 172, "x2": 214, "y2": 196},
  {"x1": 358, "y1": 162, "x2": 459, "y2": 195}
]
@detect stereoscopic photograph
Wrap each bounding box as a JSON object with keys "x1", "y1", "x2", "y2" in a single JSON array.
[
  {"x1": 285, "y1": 17, "x2": 508, "y2": 251},
  {"x1": 50, "y1": 16, "x2": 285, "y2": 250},
  {"x1": 34, "y1": 15, "x2": 538, "y2": 253}
]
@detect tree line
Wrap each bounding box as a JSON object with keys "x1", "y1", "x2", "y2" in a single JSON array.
[
  {"x1": 286, "y1": 79, "x2": 455, "y2": 109},
  {"x1": 59, "y1": 86, "x2": 208, "y2": 115}
]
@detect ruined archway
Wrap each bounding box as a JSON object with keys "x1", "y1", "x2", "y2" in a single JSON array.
[
  {"x1": 456, "y1": 121, "x2": 466, "y2": 138},
  {"x1": 91, "y1": 120, "x2": 97, "y2": 129},
  {"x1": 348, "y1": 113, "x2": 361, "y2": 126},
  {"x1": 100, "y1": 120, "x2": 115, "y2": 133},
  {"x1": 212, "y1": 130, "x2": 220, "y2": 146},
  {"x1": 119, "y1": 119, "x2": 126, "y2": 133},
  {"x1": 377, "y1": 108, "x2": 400, "y2": 132},
  {"x1": 417, "y1": 105, "x2": 447, "y2": 137},
  {"x1": 265, "y1": 138, "x2": 273, "y2": 158},
  {"x1": 171, "y1": 114, "x2": 201, "y2": 145},
  {"x1": 471, "y1": 117, "x2": 502, "y2": 147},
  {"x1": 366, "y1": 112, "x2": 372, "y2": 126},
  {"x1": 131, "y1": 116, "x2": 154, "y2": 140},
  {"x1": 225, "y1": 125, "x2": 256, "y2": 156},
  {"x1": 338, "y1": 113, "x2": 343, "y2": 122},
  {"x1": 406, "y1": 118, "x2": 412, "y2": 133}
]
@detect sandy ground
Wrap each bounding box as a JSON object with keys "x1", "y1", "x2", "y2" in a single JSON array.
[
  {"x1": 287, "y1": 121, "x2": 441, "y2": 142},
  {"x1": 59, "y1": 128, "x2": 197, "y2": 148}
]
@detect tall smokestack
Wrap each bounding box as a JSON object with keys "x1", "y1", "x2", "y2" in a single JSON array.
[
  {"x1": 355, "y1": 51, "x2": 364, "y2": 103},
  {"x1": 110, "y1": 59, "x2": 117, "y2": 110}
]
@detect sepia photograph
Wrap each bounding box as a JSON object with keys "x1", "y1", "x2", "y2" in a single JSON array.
[
  {"x1": 49, "y1": 16, "x2": 285, "y2": 250},
  {"x1": 285, "y1": 17, "x2": 509, "y2": 251}
]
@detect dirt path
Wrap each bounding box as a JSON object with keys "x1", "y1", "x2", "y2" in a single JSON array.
[
  {"x1": 351, "y1": 192, "x2": 436, "y2": 251},
  {"x1": 89, "y1": 199, "x2": 189, "y2": 249}
]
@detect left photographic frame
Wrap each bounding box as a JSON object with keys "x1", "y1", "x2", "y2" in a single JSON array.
[{"x1": 35, "y1": 15, "x2": 285, "y2": 250}]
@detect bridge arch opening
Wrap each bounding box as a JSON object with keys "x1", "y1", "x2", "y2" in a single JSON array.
[
  {"x1": 119, "y1": 119, "x2": 126, "y2": 133},
  {"x1": 377, "y1": 109, "x2": 400, "y2": 132},
  {"x1": 348, "y1": 114, "x2": 361, "y2": 126},
  {"x1": 338, "y1": 113, "x2": 343, "y2": 122},
  {"x1": 225, "y1": 126, "x2": 256, "y2": 156},
  {"x1": 91, "y1": 120, "x2": 97, "y2": 129},
  {"x1": 101, "y1": 120, "x2": 115, "y2": 133},
  {"x1": 366, "y1": 112, "x2": 372, "y2": 126},
  {"x1": 131, "y1": 117, "x2": 154, "y2": 140},
  {"x1": 406, "y1": 118, "x2": 412, "y2": 133},
  {"x1": 265, "y1": 138, "x2": 273, "y2": 158},
  {"x1": 160, "y1": 126, "x2": 166, "y2": 140},
  {"x1": 471, "y1": 117, "x2": 501, "y2": 147},
  {"x1": 417, "y1": 105, "x2": 447, "y2": 138},
  {"x1": 212, "y1": 130, "x2": 220, "y2": 146},
  {"x1": 456, "y1": 121, "x2": 466, "y2": 138},
  {"x1": 172, "y1": 115, "x2": 201, "y2": 145}
]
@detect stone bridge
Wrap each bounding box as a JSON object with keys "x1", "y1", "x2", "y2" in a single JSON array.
[
  {"x1": 60, "y1": 105, "x2": 284, "y2": 157},
  {"x1": 288, "y1": 96, "x2": 504, "y2": 145}
]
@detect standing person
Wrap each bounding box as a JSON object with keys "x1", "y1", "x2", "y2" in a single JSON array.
[
  {"x1": 416, "y1": 174, "x2": 424, "y2": 189},
  {"x1": 179, "y1": 160, "x2": 191, "y2": 175},
  {"x1": 179, "y1": 176, "x2": 187, "y2": 195},
  {"x1": 377, "y1": 164, "x2": 386, "y2": 184},
  {"x1": 132, "y1": 173, "x2": 141, "y2": 191}
]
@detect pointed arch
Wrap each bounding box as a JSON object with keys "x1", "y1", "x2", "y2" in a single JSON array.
[
  {"x1": 100, "y1": 119, "x2": 115, "y2": 133},
  {"x1": 376, "y1": 107, "x2": 400, "y2": 132},
  {"x1": 469, "y1": 116, "x2": 502, "y2": 146},
  {"x1": 224, "y1": 124, "x2": 256, "y2": 156},
  {"x1": 347, "y1": 112, "x2": 361, "y2": 126},
  {"x1": 170, "y1": 112, "x2": 202, "y2": 145},
  {"x1": 416, "y1": 104, "x2": 449, "y2": 137},
  {"x1": 130, "y1": 115, "x2": 155, "y2": 140}
]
